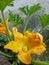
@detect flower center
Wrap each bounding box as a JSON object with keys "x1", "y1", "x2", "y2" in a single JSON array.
[{"x1": 22, "y1": 45, "x2": 28, "y2": 52}]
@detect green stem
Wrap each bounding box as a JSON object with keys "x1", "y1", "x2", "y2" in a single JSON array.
[
  {"x1": 23, "y1": 16, "x2": 29, "y2": 33},
  {"x1": 1, "y1": 11, "x2": 5, "y2": 22},
  {"x1": 12, "y1": 61, "x2": 18, "y2": 65},
  {"x1": 0, "y1": 51, "x2": 13, "y2": 58},
  {"x1": 12, "y1": 59, "x2": 20, "y2": 65},
  {"x1": 1, "y1": 11, "x2": 12, "y2": 41},
  {"x1": 38, "y1": 27, "x2": 43, "y2": 33},
  {"x1": 31, "y1": 60, "x2": 49, "y2": 65}
]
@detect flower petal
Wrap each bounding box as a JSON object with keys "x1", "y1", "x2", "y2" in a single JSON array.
[
  {"x1": 4, "y1": 41, "x2": 23, "y2": 53},
  {"x1": 12, "y1": 27, "x2": 23, "y2": 41},
  {"x1": 0, "y1": 23, "x2": 6, "y2": 34},
  {"x1": 18, "y1": 50, "x2": 31, "y2": 64},
  {"x1": 36, "y1": 33, "x2": 43, "y2": 42},
  {"x1": 33, "y1": 44, "x2": 46, "y2": 55},
  {"x1": 24, "y1": 31, "x2": 42, "y2": 48}
]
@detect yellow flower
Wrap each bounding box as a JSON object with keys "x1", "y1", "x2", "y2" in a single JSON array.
[
  {"x1": 0, "y1": 19, "x2": 8, "y2": 35},
  {"x1": 0, "y1": 23, "x2": 6, "y2": 34},
  {"x1": 4, "y1": 27, "x2": 24, "y2": 53},
  {"x1": 4, "y1": 27, "x2": 46, "y2": 64}
]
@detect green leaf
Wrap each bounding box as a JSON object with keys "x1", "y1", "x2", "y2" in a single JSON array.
[
  {"x1": 8, "y1": 2, "x2": 14, "y2": 6},
  {"x1": 8, "y1": 10, "x2": 14, "y2": 21},
  {"x1": 19, "y1": 3, "x2": 41, "y2": 16},
  {"x1": 12, "y1": 61, "x2": 18, "y2": 65},
  {"x1": 41, "y1": 25, "x2": 49, "y2": 42},
  {"x1": 45, "y1": 39, "x2": 49, "y2": 44},
  {"x1": 38, "y1": 14, "x2": 49, "y2": 28},
  {"x1": 32, "y1": 60, "x2": 49, "y2": 65},
  {"x1": 0, "y1": 0, "x2": 14, "y2": 11},
  {"x1": 29, "y1": 3, "x2": 41, "y2": 16},
  {"x1": 19, "y1": 5, "x2": 30, "y2": 16},
  {"x1": 8, "y1": 10, "x2": 24, "y2": 26},
  {"x1": 0, "y1": 34, "x2": 9, "y2": 46}
]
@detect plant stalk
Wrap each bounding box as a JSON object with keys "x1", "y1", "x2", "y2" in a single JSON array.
[
  {"x1": 1, "y1": 11, "x2": 12, "y2": 41},
  {"x1": 0, "y1": 51, "x2": 13, "y2": 58},
  {"x1": 23, "y1": 16, "x2": 29, "y2": 33},
  {"x1": 31, "y1": 60, "x2": 49, "y2": 65}
]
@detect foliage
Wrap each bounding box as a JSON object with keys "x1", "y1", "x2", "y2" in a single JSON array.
[
  {"x1": 0, "y1": 51, "x2": 13, "y2": 59},
  {"x1": 19, "y1": 3, "x2": 41, "y2": 32},
  {"x1": 0, "y1": 1, "x2": 49, "y2": 65},
  {"x1": 19, "y1": 3, "x2": 41, "y2": 16},
  {"x1": 8, "y1": 10, "x2": 24, "y2": 26},
  {"x1": 39, "y1": 14, "x2": 49, "y2": 28},
  {"x1": 0, "y1": 34, "x2": 9, "y2": 46},
  {"x1": 45, "y1": 39, "x2": 49, "y2": 44},
  {"x1": 0, "y1": 0, "x2": 14, "y2": 11},
  {"x1": 38, "y1": 14, "x2": 49, "y2": 47}
]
